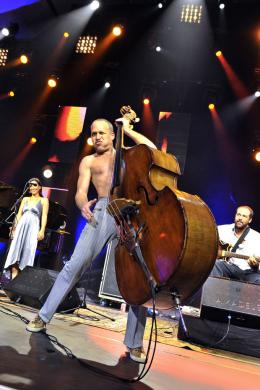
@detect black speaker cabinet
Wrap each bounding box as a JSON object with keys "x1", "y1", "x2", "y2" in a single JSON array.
[
  {"x1": 200, "y1": 276, "x2": 260, "y2": 327},
  {"x1": 4, "y1": 266, "x2": 80, "y2": 311},
  {"x1": 99, "y1": 239, "x2": 124, "y2": 302}
]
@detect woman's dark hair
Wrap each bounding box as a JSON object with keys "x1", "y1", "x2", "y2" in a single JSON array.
[{"x1": 28, "y1": 177, "x2": 43, "y2": 197}]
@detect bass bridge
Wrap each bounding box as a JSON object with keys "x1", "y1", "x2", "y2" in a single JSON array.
[
  {"x1": 107, "y1": 198, "x2": 140, "y2": 218},
  {"x1": 107, "y1": 198, "x2": 146, "y2": 252}
]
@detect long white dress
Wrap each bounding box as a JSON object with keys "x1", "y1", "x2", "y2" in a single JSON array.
[{"x1": 4, "y1": 200, "x2": 42, "y2": 270}]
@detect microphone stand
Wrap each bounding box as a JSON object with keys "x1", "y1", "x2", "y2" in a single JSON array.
[
  {"x1": 4, "y1": 183, "x2": 29, "y2": 228},
  {"x1": 76, "y1": 288, "x2": 116, "y2": 322}
]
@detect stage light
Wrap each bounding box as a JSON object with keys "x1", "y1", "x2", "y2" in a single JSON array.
[
  {"x1": 255, "y1": 152, "x2": 260, "y2": 162},
  {"x1": 30, "y1": 137, "x2": 37, "y2": 144},
  {"x1": 0, "y1": 49, "x2": 8, "y2": 66},
  {"x1": 143, "y1": 98, "x2": 150, "y2": 105},
  {"x1": 155, "y1": 46, "x2": 161, "y2": 52},
  {"x1": 63, "y1": 32, "x2": 70, "y2": 38},
  {"x1": 208, "y1": 103, "x2": 215, "y2": 110},
  {"x1": 219, "y1": 3, "x2": 225, "y2": 10},
  {"x1": 253, "y1": 149, "x2": 260, "y2": 162},
  {"x1": 42, "y1": 167, "x2": 53, "y2": 179},
  {"x1": 75, "y1": 35, "x2": 98, "y2": 54},
  {"x1": 90, "y1": 0, "x2": 100, "y2": 10},
  {"x1": 1, "y1": 27, "x2": 10, "y2": 37},
  {"x1": 48, "y1": 78, "x2": 57, "y2": 88},
  {"x1": 87, "y1": 137, "x2": 93, "y2": 146},
  {"x1": 104, "y1": 81, "x2": 111, "y2": 88},
  {"x1": 8, "y1": 91, "x2": 15, "y2": 97},
  {"x1": 112, "y1": 26, "x2": 122, "y2": 37},
  {"x1": 180, "y1": 4, "x2": 203, "y2": 24},
  {"x1": 158, "y1": 2, "x2": 163, "y2": 8},
  {"x1": 255, "y1": 91, "x2": 260, "y2": 98},
  {"x1": 20, "y1": 54, "x2": 28, "y2": 64}
]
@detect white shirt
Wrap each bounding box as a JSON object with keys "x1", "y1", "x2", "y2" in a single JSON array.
[{"x1": 218, "y1": 224, "x2": 260, "y2": 271}]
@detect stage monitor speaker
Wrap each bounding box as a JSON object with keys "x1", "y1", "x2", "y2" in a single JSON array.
[
  {"x1": 4, "y1": 266, "x2": 80, "y2": 311},
  {"x1": 99, "y1": 239, "x2": 124, "y2": 303},
  {"x1": 200, "y1": 276, "x2": 260, "y2": 328}
]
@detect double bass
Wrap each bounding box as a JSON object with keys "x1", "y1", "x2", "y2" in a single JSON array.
[{"x1": 107, "y1": 106, "x2": 218, "y2": 308}]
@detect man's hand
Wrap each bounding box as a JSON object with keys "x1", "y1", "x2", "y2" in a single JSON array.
[
  {"x1": 9, "y1": 226, "x2": 16, "y2": 239},
  {"x1": 37, "y1": 230, "x2": 45, "y2": 241},
  {"x1": 81, "y1": 199, "x2": 97, "y2": 221},
  {"x1": 248, "y1": 256, "x2": 258, "y2": 269}
]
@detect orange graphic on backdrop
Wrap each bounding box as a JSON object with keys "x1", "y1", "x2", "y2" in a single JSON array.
[
  {"x1": 55, "y1": 106, "x2": 87, "y2": 141},
  {"x1": 159, "y1": 112, "x2": 172, "y2": 121}
]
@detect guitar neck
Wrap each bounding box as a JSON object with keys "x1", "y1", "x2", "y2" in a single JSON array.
[{"x1": 222, "y1": 251, "x2": 260, "y2": 263}]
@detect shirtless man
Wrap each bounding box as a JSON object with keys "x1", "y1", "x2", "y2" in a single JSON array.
[{"x1": 26, "y1": 116, "x2": 156, "y2": 363}]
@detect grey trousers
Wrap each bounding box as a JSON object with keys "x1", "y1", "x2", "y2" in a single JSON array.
[
  {"x1": 211, "y1": 259, "x2": 260, "y2": 284},
  {"x1": 39, "y1": 198, "x2": 147, "y2": 348}
]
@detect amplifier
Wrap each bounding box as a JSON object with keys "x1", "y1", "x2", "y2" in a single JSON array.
[{"x1": 201, "y1": 276, "x2": 260, "y2": 327}]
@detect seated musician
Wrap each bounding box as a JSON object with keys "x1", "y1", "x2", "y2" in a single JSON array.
[{"x1": 211, "y1": 205, "x2": 260, "y2": 284}]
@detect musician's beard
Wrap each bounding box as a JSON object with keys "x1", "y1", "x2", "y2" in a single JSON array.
[{"x1": 235, "y1": 220, "x2": 248, "y2": 232}]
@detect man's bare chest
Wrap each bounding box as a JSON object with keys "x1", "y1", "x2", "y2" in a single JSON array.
[{"x1": 91, "y1": 157, "x2": 113, "y2": 177}]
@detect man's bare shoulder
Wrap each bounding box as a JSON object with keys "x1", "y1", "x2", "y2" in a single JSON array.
[{"x1": 80, "y1": 154, "x2": 95, "y2": 168}]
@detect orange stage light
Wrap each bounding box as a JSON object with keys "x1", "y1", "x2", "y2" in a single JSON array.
[
  {"x1": 254, "y1": 151, "x2": 260, "y2": 162},
  {"x1": 8, "y1": 91, "x2": 15, "y2": 97},
  {"x1": 216, "y1": 53, "x2": 248, "y2": 98},
  {"x1": 48, "y1": 78, "x2": 57, "y2": 88},
  {"x1": 142, "y1": 100, "x2": 156, "y2": 142},
  {"x1": 256, "y1": 28, "x2": 260, "y2": 42},
  {"x1": 208, "y1": 103, "x2": 215, "y2": 110},
  {"x1": 63, "y1": 32, "x2": 70, "y2": 38},
  {"x1": 215, "y1": 51, "x2": 222, "y2": 57},
  {"x1": 20, "y1": 55, "x2": 28, "y2": 64},
  {"x1": 112, "y1": 26, "x2": 122, "y2": 37},
  {"x1": 30, "y1": 137, "x2": 37, "y2": 144},
  {"x1": 161, "y1": 137, "x2": 168, "y2": 153}
]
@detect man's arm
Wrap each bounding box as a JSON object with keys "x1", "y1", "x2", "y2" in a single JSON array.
[
  {"x1": 120, "y1": 118, "x2": 157, "y2": 149},
  {"x1": 75, "y1": 156, "x2": 97, "y2": 220}
]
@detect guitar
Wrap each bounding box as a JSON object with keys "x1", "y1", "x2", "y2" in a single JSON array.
[{"x1": 218, "y1": 242, "x2": 260, "y2": 263}]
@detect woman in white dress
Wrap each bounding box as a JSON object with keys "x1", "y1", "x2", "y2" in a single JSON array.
[{"x1": 4, "y1": 178, "x2": 49, "y2": 279}]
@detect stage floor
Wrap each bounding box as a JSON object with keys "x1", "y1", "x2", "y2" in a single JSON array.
[{"x1": 0, "y1": 292, "x2": 259, "y2": 390}]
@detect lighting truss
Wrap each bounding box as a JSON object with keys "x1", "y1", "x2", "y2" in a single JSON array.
[
  {"x1": 0, "y1": 49, "x2": 8, "y2": 66},
  {"x1": 75, "y1": 36, "x2": 98, "y2": 54},
  {"x1": 180, "y1": 4, "x2": 203, "y2": 24}
]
